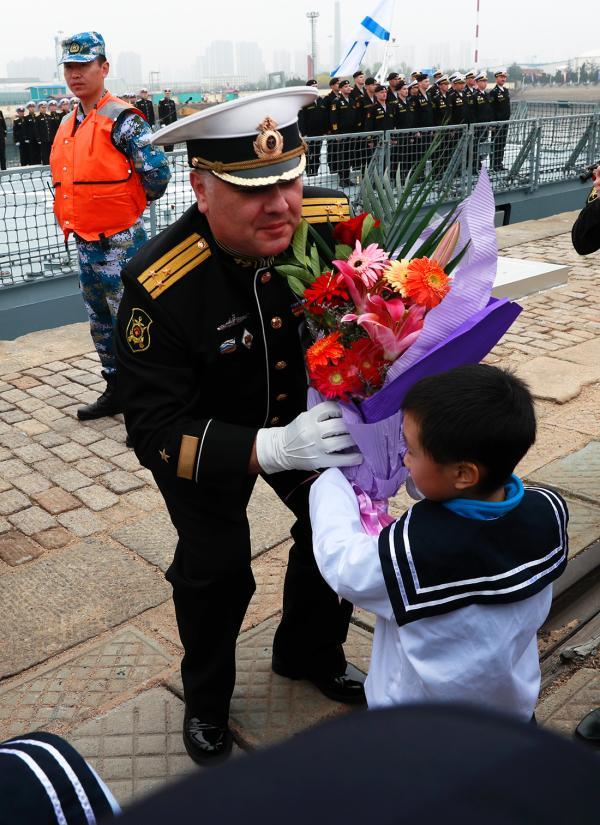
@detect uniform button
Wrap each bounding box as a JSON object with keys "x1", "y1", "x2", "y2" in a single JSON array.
[
  {"x1": 276, "y1": 393, "x2": 288, "y2": 402},
  {"x1": 275, "y1": 360, "x2": 287, "y2": 370},
  {"x1": 270, "y1": 416, "x2": 280, "y2": 425},
  {"x1": 271, "y1": 316, "x2": 282, "y2": 330},
  {"x1": 63, "y1": 139, "x2": 69, "y2": 144},
  {"x1": 63, "y1": 166, "x2": 67, "y2": 171},
  {"x1": 260, "y1": 271, "x2": 272, "y2": 284},
  {"x1": 63, "y1": 195, "x2": 68, "y2": 199},
  {"x1": 65, "y1": 220, "x2": 70, "y2": 225}
]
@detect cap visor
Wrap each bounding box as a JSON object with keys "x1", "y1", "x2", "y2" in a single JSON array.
[
  {"x1": 59, "y1": 54, "x2": 99, "y2": 64},
  {"x1": 211, "y1": 154, "x2": 306, "y2": 187}
]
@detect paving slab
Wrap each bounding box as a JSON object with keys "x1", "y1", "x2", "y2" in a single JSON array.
[
  {"x1": 111, "y1": 512, "x2": 178, "y2": 572},
  {"x1": 170, "y1": 618, "x2": 371, "y2": 750},
  {"x1": 537, "y1": 669, "x2": 600, "y2": 737},
  {"x1": 554, "y1": 339, "x2": 600, "y2": 368},
  {"x1": 528, "y1": 442, "x2": 600, "y2": 505},
  {"x1": 0, "y1": 531, "x2": 43, "y2": 566},
  {"x1": 68, "y1": 688, "x2": 198, "y2": 806},
  {"x1": 515, "y1": 357, "x2": 600, "y2": 404},
  {"x1": 248, "y1": 477, "x2": 295, "y2": 554},
  {"x1": 563, "y1": 498, "x2": 600, "y2": 558},
  {"x1": 136, "y1": 541, "x2": 293, "y2": 647},
  {"x1": 516, "y1": 424, "x2": 589, "y2": 477},
  {"x1": 0, "y1": 627, "x2": 173, "y2": 740},
  {"x1": 0, "y1": 540, "x2": 169, "y2": 678}
]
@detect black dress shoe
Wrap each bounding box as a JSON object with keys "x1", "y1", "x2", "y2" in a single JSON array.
[
  {"x1": 183, "y1": 714, "x2": 233, "y2": 766},
  {"x1": 77, "y1": 370, "x2": 122, "y2": 421},
  {"x1": 272, "y1": 656, "x2": 366, "y2": 705},
  {"x1": 575, "y1": 708, "x2": 600, "y2": 748}
]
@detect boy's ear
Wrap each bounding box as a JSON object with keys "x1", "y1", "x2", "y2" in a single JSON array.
[{"x1": 453, "y1": 461, "x2": 480, "y2": 490}]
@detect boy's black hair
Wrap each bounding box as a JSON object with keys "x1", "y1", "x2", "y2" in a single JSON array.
[{"x1": 402, "y1": 364, "x2": 536, "y2": 494}]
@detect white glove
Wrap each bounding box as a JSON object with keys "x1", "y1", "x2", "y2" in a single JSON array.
[{"x1": 256, "y1": 400, "x2": 363, "y2": 475}]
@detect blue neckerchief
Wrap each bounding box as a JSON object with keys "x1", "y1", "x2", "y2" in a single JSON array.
[{"x1": 442, "y1": 474, "x2": 524, "y2": 521}]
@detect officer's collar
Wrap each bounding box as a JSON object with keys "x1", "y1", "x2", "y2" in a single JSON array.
[{"x1": 215, "y1": 237, "x2": 274, "y2": 269}]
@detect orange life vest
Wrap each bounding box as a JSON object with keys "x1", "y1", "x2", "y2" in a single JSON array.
[{"x1": 50, "y1": 92, "x2": 147, "y2": 241}]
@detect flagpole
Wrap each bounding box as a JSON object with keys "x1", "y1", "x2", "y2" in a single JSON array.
[{"x1": 376, "y1": 0, "x2": 398, "y2": 83}]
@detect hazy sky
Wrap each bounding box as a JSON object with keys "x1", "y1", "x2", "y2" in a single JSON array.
[{"x1": 2, "y1": 0, "x2": 599, "y2": 78}]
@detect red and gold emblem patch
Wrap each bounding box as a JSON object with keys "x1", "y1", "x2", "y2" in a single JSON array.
[{"x1": 126, "y1": 308, "x2": 153, "y2": 353}]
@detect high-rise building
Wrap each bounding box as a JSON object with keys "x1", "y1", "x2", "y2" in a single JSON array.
[
  {"x1": 116, "y1": 52, "x2": 142, "y2": 85},
  {"x1": 272, "y1": 50, "x2": 292, "y2": 75},
  {"x1": 294, "y1": 50, "x2": 308, "y2": 79},
  {"x1": 236, "y1": 42, "x2": 265, "y2": 83},
  {"x1": 199, "y1": 40, "x2": 235, "y2": 80},
  {"x1": 7, "y1": 57, "x2": 55, "y2": 80}
]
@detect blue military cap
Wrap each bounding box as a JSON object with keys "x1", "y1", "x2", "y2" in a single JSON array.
[{"x1": 59, "y1": 31, "x2": 106, "y2": 64}]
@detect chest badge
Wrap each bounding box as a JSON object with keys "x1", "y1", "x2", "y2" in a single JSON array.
[
  {"x1": 242, "y1": 329, "x2": 254, "y2": 349},
  {"x1": 219, "y1": 338, "x2": 237, "y2": 355},
  {"x1": 126, "y1": 308, "x2": 153, "y2": 353},
  {"x1": 216, "y1": 313, "x2": 249, "y2": 332}
]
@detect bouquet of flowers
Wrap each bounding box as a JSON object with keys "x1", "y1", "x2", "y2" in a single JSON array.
[{"x1": 277, "y1": 167, "x2": 522, "y2": 534}]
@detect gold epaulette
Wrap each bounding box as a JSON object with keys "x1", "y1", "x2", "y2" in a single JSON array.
[
  {"x1": 137, "y1": 233, "x2": 211, "y2": 299},
  {"x1": 588, "y1": 188, "x2": 598, "y2": 204},
  {"x1": 302, "y1": 197, "x2": 350, "y2": 225}
]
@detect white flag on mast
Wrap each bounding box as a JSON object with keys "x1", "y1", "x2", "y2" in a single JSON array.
[{"x1": 331, "y1": 0, "x2": 394, "y2": 78}]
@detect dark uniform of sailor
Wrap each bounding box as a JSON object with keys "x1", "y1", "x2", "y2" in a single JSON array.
[
  {"x1": 35, "y1": 110, "x2": 53, "y2": 164},
  {"x1": 116, "y1": 186, "x2": 354, "y2": 730},
  {"x1": 22, "y1": 108, "x2": 41, "y2": 165},
  {"x1": 136, "y1": 96, "x2": 156, "y2": 127},
  {"x1": 0, "y1": 110, "x2": 6, "y2": 170},
  {"x1": 158, "y1": 94, "x2": 177, "y2": 151},
  {"x1": 395, "y1": 94, "x2": 416, "y2": 182},
  {"x1": 412, "y1": 87, "x2": 435, "y2": 171},
  {"x1": 47, "y1": 109, "x2": 62, "y2": 142},
  {"x1": 572, "y1": 185, "x2": 600, "y2": 255},
  {"x1": 323, "y1": 85, "x2": 341, "y2": 179},
  {"x1": 473, "y1": 80, "x2": 493, "y2": 171},
  {"x1": 489, "y1": 76, "x2": 510, "y2": 171},
  {"x1": 12, "y1": 112, "x2": 27, "y2": 166},
  {"x1": 329, "y1": 89, "x2": 361, "y2": 184},
  {"x1": 463, "y1": 76, "x2": 478, "y2": 124},
  {"x1": 298, "y1": 90, "x2": 329, "y2": 176}
]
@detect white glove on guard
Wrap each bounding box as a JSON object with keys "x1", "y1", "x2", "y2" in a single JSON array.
[{"x1": 256, "y1": 400, "x2": 363, "y2": 475}]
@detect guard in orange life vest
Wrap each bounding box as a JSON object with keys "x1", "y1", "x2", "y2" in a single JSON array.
[{"x1": 50, "y1": 31, "x2": 171, "y2": 420}]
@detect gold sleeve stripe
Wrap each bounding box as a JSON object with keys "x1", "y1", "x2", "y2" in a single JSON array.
[
  {"x1": 302, "y1": 197, "x2": 350, "y2": 205},
  {"x1": 177, "y1": 434, "x2": 199, "y2": 480},
  {"x1": 304, "y1": 214, "x2": 349, "y2": 224},
  {"x1": 149, "y1": 249, "x2": 212, "y2": 299},
  {"x1": 138, "y1": 233, "x2": 202, "y2": 286}
]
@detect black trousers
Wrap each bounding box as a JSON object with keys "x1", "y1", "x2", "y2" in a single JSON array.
[
  {"x1": 306, "y1": 139, "x2": 322, "y2": 176},
  {"x1": 157, "y1": 468, "x2": 350, "y2": 725},
  {"x1": 0, "y1": 143, "x2": 5, "y2": 170},
  {"x1": 492, "y1": 122, "x2": 509, "y2": 170},
  {"x1": 40, "y1": 142, "x2": 51, "y2": 165}
]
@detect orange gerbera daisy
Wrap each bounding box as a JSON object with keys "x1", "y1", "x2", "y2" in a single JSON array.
[
  {"x1": 404, "y1": 257, "x2": 451, "y2": 309},
  {"x1": 306, "y1": 332, "x2": 345, "y2": 372}
]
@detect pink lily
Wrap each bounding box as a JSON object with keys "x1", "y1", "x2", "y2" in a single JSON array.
[{"x1": 344, "y1": 296, "x2": 425, "y2": 361}]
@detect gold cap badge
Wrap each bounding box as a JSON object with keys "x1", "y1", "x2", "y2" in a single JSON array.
[{"x1": 253, "y1": 117, "x2": 284, "y2": 160}]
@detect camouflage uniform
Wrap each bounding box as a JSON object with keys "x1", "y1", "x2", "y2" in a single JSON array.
[{"x1": 73, "y1": 106, "x2": 171, "y2": 373}]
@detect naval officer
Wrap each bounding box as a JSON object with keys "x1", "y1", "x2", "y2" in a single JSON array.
[{"x1": 115, "y1": 88, "x2": 365, "y2": 766}]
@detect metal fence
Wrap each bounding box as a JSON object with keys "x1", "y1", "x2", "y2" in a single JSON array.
[
  {"x1": 1, "y1": 114, "x2": 600, "y2": 290},
  {"x1": 512, "y1": 100, "x2": 600, "y2": 120}
]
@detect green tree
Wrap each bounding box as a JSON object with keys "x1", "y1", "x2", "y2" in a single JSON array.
[{"x1": 507, "y1": 63, "x2": 522, "y2": 82}]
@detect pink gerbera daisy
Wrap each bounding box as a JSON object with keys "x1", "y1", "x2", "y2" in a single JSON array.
[{"x1": 342, "y1": 240, "x2": 389, "y2": 288}]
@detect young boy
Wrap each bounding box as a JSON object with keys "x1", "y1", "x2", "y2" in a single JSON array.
[{"x1": 309, "y1": 365, "x2": 568, "y2": 720}]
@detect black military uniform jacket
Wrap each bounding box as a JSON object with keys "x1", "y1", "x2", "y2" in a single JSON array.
[
  {"x1": 413, "y1": 93, "x2": 434, "y2": 129},
  {"x1": 572, "y1": 187, "x2": 600, "y2": 255},
  {"x1": 364, "y1": 101, "x2": 398, "y2": 132},
  {"x1": 350, "y1": 86, "x2": 367, "y2": 103},
  {"x1": 447, "y1": 89, "x2": 467, "y2": 125},
  {"x1": 329, "y1": 95, "x2": 360, "y2": 133},
  {"x1": 488, "y1": 84, "x2": 510, "y2": 121},
  {"x1": 463, "y1": 84, "x2": 477, "y2": 123},
  {"x1": 298, "y1": 98, "x2": 328, "y2": 136},
  {"x1": 432, "y1": 92, "x2": 449, "y2": 126},
  {"x1": 394, "y1": 98, "x2": 414, "y2": 130},
  {"x1": 0, "y1": 111, "x2": 6, "y2": 146},
  {"x1": 359, "y1": 95, "x2": 377, "y2": 131},
  {"x1": 12, "y1": 116, "x2": 24, "y2": 145},
  {"x1": 35, "y1": 113, "x2": 53, "y2": 144},
  {"x1": 474, "y1": 89, "x2": 493, "y2": 123},
  {"x1": 48, "y1": 112, "x2": 62, "y2": 141},
  {"x1": 22, "y1": 113, "x2": 38, "y2": 144},
  {"x1": 116, "y1": 187, "x2": 350, "y2": 493},
  {"x1": 158, "y1": 97, "x2": 177, "y2": 126},
  {"x1": 136, "y1": 97, "x2": 156, "y2": 127}
]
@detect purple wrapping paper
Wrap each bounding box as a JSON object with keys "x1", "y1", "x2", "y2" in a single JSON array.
[{"x1": 306, "y1": 169, "x2": 522, "y2": 533}]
